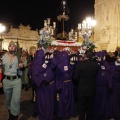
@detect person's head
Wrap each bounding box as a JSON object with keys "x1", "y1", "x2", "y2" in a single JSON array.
[
  {"x1": 21, "y1": 50, "x2": 27, "y2": 57},
  {"x1": 105, "y1": 54, "x2": 116, "y2": 63},
  {"x1": 8, "y1": 41, "x2": 17, "y2": 55},
  {"x1": 29, "y1": 46, "x2": 36, "y2": 56},
  {"x1": 85, "y1": 50, "x2": 93, "y2": 59}
]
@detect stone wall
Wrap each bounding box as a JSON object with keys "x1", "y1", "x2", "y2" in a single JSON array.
[
  {"x1": 94, "y1": 0, "x2": 120, "y2": 52},
  {"x1": 2, "y1": 24, "x2": 39, "y2": 51}
]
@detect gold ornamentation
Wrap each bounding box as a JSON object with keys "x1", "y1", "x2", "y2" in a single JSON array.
[{"x1": 57, "y1": 15, "x2": 69, "y2": 21}]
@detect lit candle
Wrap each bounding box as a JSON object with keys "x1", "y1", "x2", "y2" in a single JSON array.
[
  {"x1": 47, "y1": 18, "x2": 51, "y2": 25},
  {"x1": 39, "y1": 29, "x2": 42, "y2": 34},
  {"x1": 71, "y1": 29, "x2": 73, "y2": 33},
  {"x1": 44, "y1": 20, "x2": 47, "y2": 27},
  {"x1": 53, "y1": 22, "x2": 56, "y2": 29},
  {"x1": 48, "y1": 28, "x2": 51, "y2": 33},
  {"x1": 78, "y1": 23, "x2": 81, "y2": 30},
  {"x1": 51, "y1": 29, "x2": 54, "y2": 35}
]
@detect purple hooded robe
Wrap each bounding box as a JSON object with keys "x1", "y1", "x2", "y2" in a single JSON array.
[
  {"x1": 55, "y1": 51, "x2": 75, "y2": 119},
  {"x1": 29, "y1": 49, "x2": 57, "y2": 120},
  {"x1": 93, "y1": 56, "x2": 110, "y2": 119}
]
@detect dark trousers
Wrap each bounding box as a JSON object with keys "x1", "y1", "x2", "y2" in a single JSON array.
[
  {"x1": 78, "y1": 96, "x2": 94, "y2": 120},
  {"x1": 32, "y1": 85, "x2": 36, "y2": 102}
]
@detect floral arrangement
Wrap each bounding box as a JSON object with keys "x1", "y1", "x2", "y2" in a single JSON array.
[
  {"x1": 82, "y1": 40, "x2": 95, "y2": 51},
  {"x1": 81, "y1": 33, "x2": 96, "y2": 51},
  {"x1": 38, "y1": 28, "x2": 52, "y2": 49}
]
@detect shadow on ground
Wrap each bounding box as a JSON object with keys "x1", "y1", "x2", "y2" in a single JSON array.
[{"x1": 19, "y1": 100, "x2": 35, "y2": 120}]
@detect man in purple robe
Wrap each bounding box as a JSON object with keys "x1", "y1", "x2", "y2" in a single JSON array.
[
  {"x1": 55, "y1": 51, "x2": 75, "y2": 120},
  {"x1": 106, "y1": 53, "x2": 120, "y2": 120},
  {"x1": 31, "y1": 49, "x2": 57, "y2": 120},
  {"x1": 93, "y1": 51, "x2": 110, "y2": 120}
]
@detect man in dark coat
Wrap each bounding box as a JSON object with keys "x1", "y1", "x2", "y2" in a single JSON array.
[{"x1": 73, "y1": 50, "x2": 99, "y2": 120}]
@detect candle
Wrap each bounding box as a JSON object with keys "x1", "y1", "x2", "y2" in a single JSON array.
[
  {"x1": 71, "y1": 29, "x2": 73, "y2": 33},
  {"x1": 53, "y1": 22, "x2": 56, "y2": 29},
  {"x1": 47, "y1": 18, "x2": 51, "y2": 25},
  {"x1": 51, "y1": 29, "x2": 54, "y2": 35},
  {"x1": 78, "y1": 23, "x2": 81, "y2": 30},
  {"x1": 44, "y1": 20, "x2": 47, "y2": 27},
  {"x1": 39, "y1": 29, "x2": 42, "y2": 34},
  {"x1": 48, "y1": 28, "x2": 51, "y2": 33}
]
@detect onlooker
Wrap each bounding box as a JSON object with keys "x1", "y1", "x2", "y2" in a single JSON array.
[
  {"x1": 21, "y1": 50, "x2": 29, "y2": 91},
  {"x1": 28, "y1": 46, "x2": 37, "y2": 102},
  {"x1": 27, "y1": 49, "x2": 38, "y2": 118},
  {"x1": 73, "y1": 50, "x2": 99, "y2": 120},
  {"x1": 1, "y1": 41, "x2": 24, "y2": 120}
]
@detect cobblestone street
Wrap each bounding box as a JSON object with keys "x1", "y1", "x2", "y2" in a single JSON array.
[{"x1": 0, "y1": 87, "x2": 78, "y2": 120}]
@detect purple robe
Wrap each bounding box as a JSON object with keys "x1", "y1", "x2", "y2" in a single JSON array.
[
  {"x1": 55, "y1": 51, "x2": 75, "y2": 119},
  {"x1": 29, "y1": 49, "x2": 57, "y2": 120},
  {"x1": 28, "y1": 49, "x2": 45, "y2": 86},
  {"x1": 108, "y1": 61, "x2": 120, "y2": 120},
  {"x1": 93, "y1": 60, "x2": 110, "y2": 120},
  {"x1": 38, "y1": 51, "x2": 57, "y2": 120}
]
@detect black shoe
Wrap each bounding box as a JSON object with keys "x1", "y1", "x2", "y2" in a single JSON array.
[
  {"x1": 32, "y1": 112, "x2": 38, "y2": 118},
  {"x1": 10, "y1": 114, "x2": 18, "y2": 120},
  {"x1": 31, "y1": 99, "x2": 35, "y2": 103}
]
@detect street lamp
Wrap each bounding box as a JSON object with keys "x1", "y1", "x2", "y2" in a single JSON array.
[
  {"x1": 0, "y1": 23, "x2": 5, "y2": 40},
  {"x1": 78, "y1": 17, "x2": 96, "y2": 42},
  {"x1": 0, "y1": 23, "x2": 5, "y2": 51},
  {"x1": 77, "y1": 17, "x2": 96, "y2": 50}
]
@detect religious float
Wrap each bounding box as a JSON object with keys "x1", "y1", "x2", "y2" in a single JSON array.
[{"x1": 38, "y1": 0, "x2": 96, "y2": 53}]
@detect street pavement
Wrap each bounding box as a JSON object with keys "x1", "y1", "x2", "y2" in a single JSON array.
[{"x1": 0, "y1": 87, "x2": 78, "y2": 120}]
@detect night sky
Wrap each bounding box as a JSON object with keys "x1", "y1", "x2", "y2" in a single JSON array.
[{"x1": 0, "y1": 0, "x2": 94, "y2": 30}]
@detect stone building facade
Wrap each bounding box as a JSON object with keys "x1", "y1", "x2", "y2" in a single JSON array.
[
  {"x1": 2, "y1": 24, "x2": 39, "y2": 52},
  {"x1": 94, "y1": 0, "x2": 120, "y2": 52}
]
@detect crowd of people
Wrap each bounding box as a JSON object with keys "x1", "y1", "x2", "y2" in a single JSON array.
[{"x1": 0, "y1": 41, "x2": 120, "y2": 120}]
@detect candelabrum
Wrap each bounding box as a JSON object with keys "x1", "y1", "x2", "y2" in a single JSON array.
[
  {"x1": 38, "y1": 18, "x2": 56, "y2": 49},
  {"x1": 78, "y1": 17, "x2": 96, "y2": 40},
  {"x1": 77, "y1": 17, "x2": 96, "y2": 50},
  {"x1": 43, "y1": 18, "x2": 56, "y2": 37}
]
